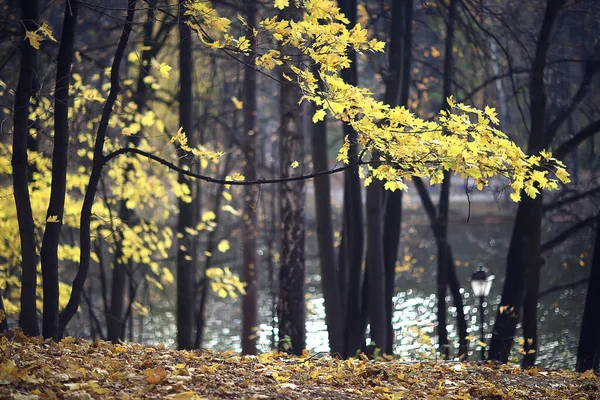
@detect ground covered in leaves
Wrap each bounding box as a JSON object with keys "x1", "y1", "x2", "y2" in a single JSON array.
[{"x1": 1, "y1": 330, "x2": 598, "y2": 399}]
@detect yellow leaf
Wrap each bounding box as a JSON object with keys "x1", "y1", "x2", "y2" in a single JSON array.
[
  {"x1": 221, "y1": 204, "x2": 241, "y2": 216},
  {"x1": 524, "y1": 185, "x2": 539, "y2": 199},
  {"x1": 167, "y1": 391, "x2": 203, "y2": 400},
  {"x1": 291, "y1": 160, "x2": 299, "y2": 168},
  {"x1": 202, "y1": 211, "x2": 216, "y2": 222},
  {"x1": 24, "y1": 30, "x2": 42, "y2": 49},
  {"x1": 217, "y1": 239, "x2": 230, "y2": 253},
  {"x1": 312, "y1": 109, "x2": 326, "y2": 123},
  {"x1": 39, "y1": 22, "x2": 57, "y2": 42},
  {"x1": 46, "y1": 215, "x2": 60, "y2": 223},
  {"x1": 272, "y1": 372, "x2": 290, "y2": 382},
  {"x1": 222, "y1": 191, "x2": 232, "y2": 201},
  {"x1": 145, "y1": 367, "x2": 168, "y2": 384},
  {"x1": 231, "y1": 97, "x2": 243, "y2": 110},
  {"x1": 152, "y1": 59, "x2": 172, "y2": 78},
  {"x1": 274, "y1": 0, "x2": 289, "y2": 10}
]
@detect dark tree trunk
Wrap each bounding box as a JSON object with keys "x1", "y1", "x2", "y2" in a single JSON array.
[
  {"x1": 488, "y1": 0, "x2": 564, "y2": 365},
  {"x1": 576, "y1": 216, "x2": 600, "y2": 373},
  {"x1": 366, "y1": 179, "x2": 387, "y2": 350},
  {"x1": 59, "y1": 0, "x2": 137, "y2": 337},
  {"x1": 277, "y1": 3, "x2": 306, "y2": 355},
  {"x1": 0, "y1": 294, "x2": 8, "y2": 333},
  {"x1": 382, "y1": 0, "x2": 413, "y2": 355},
  {"x1": 176, "y1": 0, "x2": 196, "y2": 350},
  {"x1": 434, "y1": 0, "x2": 459, "y2": 361},
  {"x1": 241, "y1": 1, "x2": 258, "y2": 355},
  {"x1": 338, "y1": 0, "x2": 366, "y2": 359},
  {"x1": 412, "y1": 178, "x2": 468, "y2": 359},
  {"x1": 40, "y1": 0, "x2": 79, "y2": 340},
  {"x1": 107, "y1": 0, "x2": 157, "y2": 345},
  {"x1": 13, "y1": 0, "x2": 40, "y2": 337},
  {"x1": 310, "y1": 69, "x2": 344, "y2": 355}
]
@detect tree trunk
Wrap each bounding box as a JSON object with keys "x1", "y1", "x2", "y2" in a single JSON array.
[
  {"x1": 241, "y1": 2, "x2": 258, "y2": 354},
  {"x1": 310, "y1": 68, "x2": 344, "y2": 355},
  {"x1": 366, "y1": 179, "x2": 387, "y2": 350},
  {"x1": 435, "y1": 0, "x2": 458, "y2": 361},
  {"x1": 382, "y1": 0, "x2": 413, "y2": 355},
  {"x1": 176, "y1": 0, "x2": 196, "y2": 350},
  {"x1": 277, "y1": 3, "x2": 306, "y2": 355},
  {"x1": 13, "y1": 0, "x2": 40, "y2": 337},
  {"x1": 106, "y1": 0, "x2": 157, "y2": 345},
  {"x1": 59, "y1": 0, "x2": 137, "y2": 337},
  {"x1": 412, "y1": 177, "x2": 468, "y2": 359},
  {"x1": 40, "y1": 0, "x2": 79, "y2": 340},
  {"x1": 488, "y1": 0, "x2": 564, "y2": 365},
  {"x1": 576, "y1": 216, "x2": 600, "y2": 372},
  {"x1": 0, "y1": 294, "x2": 8, "y2": 333},
  {"x1": 338, "y1": 0, "x2": 366, "y2": 359}
]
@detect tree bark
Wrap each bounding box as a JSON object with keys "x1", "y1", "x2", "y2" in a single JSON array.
[
  {"x1": 40, "y1": 0, "x2": 79, "y2": 340},
  {"x1": 412, "y1": 177, "x2": 468, "y2": 359},
  {"x1": 13, "y1": 0, "x2": 40, "y2": 337},
  {"x1": 338, "y1": 0, "x2": 366, "y2": 359},
  {"x1": 0, "y1": 294, "x2": 8, "y2": 333},
  {"x1": 366, "y1": 178, "x2": 387, "y2": 350},
  {"x1": 106, "y1": 0, "x2": 157, "y2": 345},
  {"x1": 310, "y1": 69, "x2": 344, "y2": 354},
  {"x1": 382, "y1": 0, "x2": 413, "y2": 356},
  {"x1": 241, "y1": 1, "x2": 258, "y2": 354},
  {"x1": 277, "y1": 3, "x2": 306, "y2": 355},
  {"x1": 434, "y1": 0, "x2": 458, "y2": 361},
  {"x1": 59, "y1": 0, "x2": 137, "y2": 337},
  {"x1": 489, "y1": 0, "x2": 565, "y2": 365},
  {"x1": 176, "y1": 0, "x2": 197, "y2": 350},
  {"x1": 576, "y1": 216, "x2": 600, "y2": 372}
]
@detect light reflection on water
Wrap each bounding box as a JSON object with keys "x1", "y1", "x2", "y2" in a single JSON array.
[{"x1": 141, "y1": 208, "x2": 591, "y2": 371}]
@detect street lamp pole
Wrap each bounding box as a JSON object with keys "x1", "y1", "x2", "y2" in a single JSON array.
[
  {"x1": 470, "y1": 265, "x2": 494, "y2": 361},
  {"x1": 479, "y1": 295, "x2": 485, "y2": 361}
]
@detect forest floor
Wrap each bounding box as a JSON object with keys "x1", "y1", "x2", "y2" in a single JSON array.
[{"x1": 1, "y1": 330, "x2": 598, "y2": 399}]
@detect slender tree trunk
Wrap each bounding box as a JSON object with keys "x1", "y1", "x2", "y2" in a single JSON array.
[
  {"x1": 0, "y1": 294, "x2": 9, "y2": 333},
  {"x1": 277, "y1": 3, "x2": 306, "y2": 355},
  {"x1": 310, "y1": 70, "x2": 344, "y2": 355},
  {"x1": 40, "y1": 0, "x2": 79, "y2": 340},
  {"x1": 338, "y1": 0, "x2": 366, "y2": 359},
  {"x1": 489, "y1": 0, "x2": 565, "y2": 364},
  {"x1": 13, "y1": 0, "x2": 40, "y2": 337},
  {"x1": 576, "y1": 216, "x2": 600, "y2": 372},
  {"x1": 435, "y1": 0, "x2": 459, "y2": 361},
  {"x1": 175, "y1": 0, "x2": 197, "y2": 350},
  {"x1": 382, "y1": 0, "x2": 413, "y2": 355},
  {"x1": 59, "y1": 0, "x2": 137, "y2": 337},
  {"x1": 366, "y1": 178, "x2": 387, "y2": 350},
  {"x1": 412, "y1": 177, "x2": 468, "y2": 359},
  {"x1": 241, "y1": 0, "x2": 259, "y2": 355},
  {"x1": 106, "y1": 0, "x2": 157, "y2": 345}
]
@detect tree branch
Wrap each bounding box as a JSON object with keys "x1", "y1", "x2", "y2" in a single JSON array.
[
  {"x1": 544, "y1": 186, "x2": 600, "y2": 212},
  {"x1": 546, "y1": 60, "x2": 600, "y2": 142},
  {"x1": 541, "y1": 216, "x2": 597, "y2": 253},
  {"x1": 103, "y1": 147, "x2": 376, "y2": 185},
  {"x1": 538, "y1": 278, "x2": 588, "y2": 300},
  {"x1": 554, "y1": 119, "x2": 600, "y2": 160}
]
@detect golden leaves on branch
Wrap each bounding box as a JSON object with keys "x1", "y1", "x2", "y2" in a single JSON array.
[{"x1": 184, "y1": 0, "x2": 570, "y2": 202}]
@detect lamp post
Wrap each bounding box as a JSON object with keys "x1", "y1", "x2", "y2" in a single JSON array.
[{"x1": 470, "y1": 265, "x2": 494, "y2": 361}]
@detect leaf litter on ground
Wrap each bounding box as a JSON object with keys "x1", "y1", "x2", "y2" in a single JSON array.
[{"x1": 0, "y1": 330, "x2": 598, "y2": 399}]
